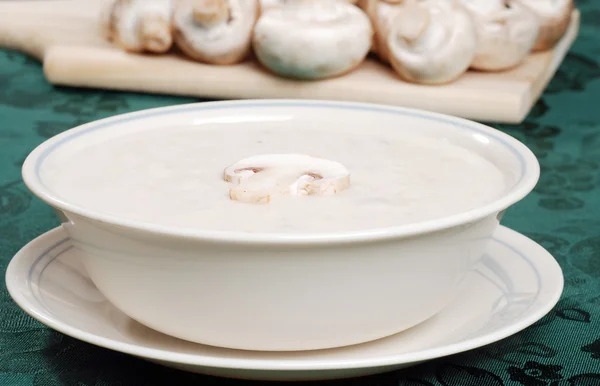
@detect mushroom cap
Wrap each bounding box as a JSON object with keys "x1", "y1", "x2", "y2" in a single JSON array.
[
  {"x1": 252, "y1": 0, "x2": 373, "y2": 80},
  {"x1": 357, "y1": 0, "x2": 403, "y2": 62},
  {"x1": 524, "y1": 0, "x2": 574, "y2": 51},
  {"x1": 224, "y1": 154, "x2": 351, "y2": 204},
  {"x1": 462, "y1": 0, "x2": 540, "y2": 71},
  {"x1": 386, "y1": 0, "x2": 477, "y2": 84},
  {"x1": 173, "y1": 0, "x2": 259, "y2": 65},
  {"x1": 108, "y1": 0, "x2": 174, "y2": 53}
]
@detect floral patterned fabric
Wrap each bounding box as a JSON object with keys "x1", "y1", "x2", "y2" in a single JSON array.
[{"x1": 1, "y1": 2, "x2": 600, "y2": 384}]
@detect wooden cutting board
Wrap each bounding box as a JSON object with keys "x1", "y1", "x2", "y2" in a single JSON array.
[{"x1": 0, "y1": 0, "x2": 580, "y2": 123}]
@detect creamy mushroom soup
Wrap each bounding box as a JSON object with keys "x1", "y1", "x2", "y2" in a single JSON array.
[{"x1": 43, "y1": 124, "x2": 508, "y2": 233}]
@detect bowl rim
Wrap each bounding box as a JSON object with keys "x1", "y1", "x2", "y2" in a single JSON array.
[{"x1": 22, "y1": 99, "x2": 540, "y2": 245}]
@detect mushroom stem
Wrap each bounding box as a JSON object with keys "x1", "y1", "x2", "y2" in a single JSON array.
[
  {"x1": 100, "y1": 0, "x2": 118, "y2": 41},
  {"x1": 139, "y1": 15, "x2": 173, "y2": 52},
  {"x1": 192, "y1": 0, "x2": 229, "y2": 26},
  {"x1": 394, "y1": 2, "x2": 430, "y2": 42}
]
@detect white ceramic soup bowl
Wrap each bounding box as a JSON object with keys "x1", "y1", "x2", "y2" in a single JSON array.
[{"x1": 22, "y1": 100, "x2": 539, "y2": 352}]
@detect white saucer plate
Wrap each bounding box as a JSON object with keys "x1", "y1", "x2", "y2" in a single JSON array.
[{"x1": 6, "y1": 226, "x2": 563, "y2": 381}]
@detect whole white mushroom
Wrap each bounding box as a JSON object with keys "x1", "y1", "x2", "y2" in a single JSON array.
[
  {"x1": 386, "y1": 0, "x2": 478, "y2": 84},
  {"x1": 103, "y1": 0, "x2": 174, "y2": 54},
  {"x1": 252, "y1": 0, "x2": 373, "y2": 80},
  {"x1": 460, "y1": 0, "x2": 541, "y2": 71},
  {"x1": 522, "y1": 0, "x2": 574, "y2": 51},
  {"x1": 173, "y1": 0, "x2": 259, "y2": 65}
]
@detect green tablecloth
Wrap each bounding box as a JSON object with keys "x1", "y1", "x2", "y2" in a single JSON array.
[{"x1": 1, "y1": 6, "x2": 600, "y2": 386}]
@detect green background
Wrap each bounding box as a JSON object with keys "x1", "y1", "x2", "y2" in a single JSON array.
[{"x1": 1, "y1": 2, "x2": 600, "y2": 384}]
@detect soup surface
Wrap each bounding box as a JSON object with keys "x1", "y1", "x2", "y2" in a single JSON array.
[{"x1": 43, "y1": 124, "x2": 508, "y2": 233}]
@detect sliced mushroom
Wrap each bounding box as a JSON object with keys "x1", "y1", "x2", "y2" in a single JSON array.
[
  {"x1": 357, "y1": 0, "x2": 403, "y2": 62},
  {"x1": 460, "y1": 0, "x2": 540, "y2": 71},
  {"x1": 523, "y1": 0, "x2": 574, "y2": 51},
  {"x1": 223, "y1": 154, "x2": 350, "y2": 204},
  {"x1": 103, "y1": 0, "x2": 174, "y2": 54},
  {"x1": 252, "y1": 0, "x2": 373, "y2": 80},
  {"x1": 386, "y1": 0, "x2": 477, "y2": 84},
  {"x1": 173, "y1": 0, "x2": 260, "y2": 65}
]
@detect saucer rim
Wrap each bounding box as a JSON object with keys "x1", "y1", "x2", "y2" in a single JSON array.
[{"x1": 6, "y1": 225, "x2": 564, "y2": 372}]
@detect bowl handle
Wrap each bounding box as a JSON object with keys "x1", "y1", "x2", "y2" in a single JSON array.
[{"x1": 53, "y1": 208, "x2": 69, "y2": 224}]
